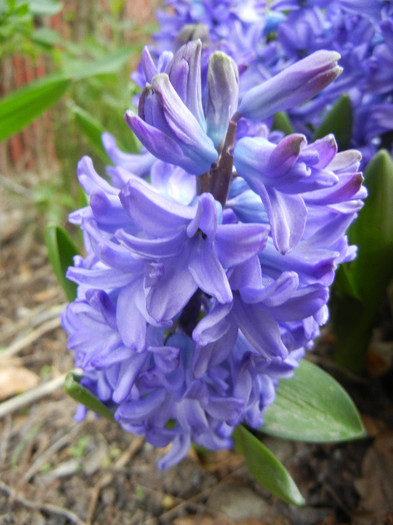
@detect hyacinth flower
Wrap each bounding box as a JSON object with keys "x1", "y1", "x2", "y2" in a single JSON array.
[
  {"x1": 153, "y1": 0, "x2": 393, "y2": 165},
  {"x1": 154, "y1": 0, "x2": 268, "y2": 54},
  {"x1": 61, "y1": 40, "x2": 366, "y2": 473}
]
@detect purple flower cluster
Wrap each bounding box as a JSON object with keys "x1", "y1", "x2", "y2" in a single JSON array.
[
  {"x1": 152, "y1": 0, "x2": 393, "y2": 165},
  {"x1": 62, "y1": 40, "x2": 366, "y2": 468}
]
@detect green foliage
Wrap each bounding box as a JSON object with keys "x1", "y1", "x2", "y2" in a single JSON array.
[
  {"x1": 272, "y1": 111, "x2": 294, "y2": 136},
  {"x1": 65, "y1": 372, "x2": 115, "y2": 421},
  {"x1": 67, "y1": 47, "x2": 132, "y2": 81},
  {"x1": 0, "y1": 47, "x2": 134, "y2": 141},
  {"x1": 313, "y1": 94, "x2": 353, "y2": 150},
  {"x1": 262, "y1": 360, "x2": 366, "y2": 442},
  {"x1": 72, "y1": 105, "x2": 111, "y2": 163},
  {"x1": 331, "y1": 150, "x2": 393, "y2": 372},
  {"x1": 32, "y1": 181, "x2": 77, "y2": 224},
  {"x1": 0, "y1": 75, "x2": 71, "y2": 141},
  {"x1": 0, "y1": 0, "x2": 62, "y2": 57},
  {"x1": 232, "y1": 360, "x2": 366, "y2": 503},
  {"x1": 68, "y1": 435, "x2": 90, "y2": 459},
  {"x1": 44, "y1": 223, "x2": 80, "y2": 301},
  {"x1": 28, "y1": 0, "x2": 62, "y2": 16},
  {"x1": 0, "y1": 1, "x2": 33, "y2": 56},
  {"x1": 233, "y1": 425, "x2": 305, "y2": 506},
  {"x1": 1, "y1": 1, "x2": 144, "y2": 221}
]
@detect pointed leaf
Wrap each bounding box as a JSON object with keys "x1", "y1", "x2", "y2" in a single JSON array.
[
  {"x1": 272, "y1": 111, "x2": 294, "y2": 136},
  {"x1": 332, "y1": 150, "x2": 393, "y2": 372},
  {"x1": 45, "y1": 224, "x2": 80, "y2": 302},
  {"x1": 72, "y1": 106, "x2": 111, "y2": 163},
  {"x1": 347, "y1": 150, "x2": 393, "y2": 310},
  {"x1": 332, "y1": 263, "x2": 361, "y2": 300},
  {"x1": 0, "y1": 75, "x2": 71, "y2": 141},
  {"x1": 65, "y1": 372, "x2": 114, "y2": 421},
  {"x1": 233, "y1": 425, "x2": 305, "y2": 506},
  {"x1": 262, "y1": 360, "x2": 366, "y2": 442},
  {"x1": 313, "y1": 94, "x2": 352, "y2": 150},
  {"x1": 70, "y1": 48, "x2": 132, "y2": 81}
]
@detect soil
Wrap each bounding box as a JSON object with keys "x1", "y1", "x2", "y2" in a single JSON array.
[{"x1": 1, "y1": 175, "x2": 393, "y2": 525}]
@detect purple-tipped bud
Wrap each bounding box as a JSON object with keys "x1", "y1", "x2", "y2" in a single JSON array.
[
  {"x1": 125, "y1": 73, "x2": 217, "y2": 175},
  {"x1": 237, "y1": 50, "x2": 343, "y2": 121},
  {"x1": 166, "y1": 40, "x2": 206, "y2": 129},
  {"x1": 205, "y1": 51, "x2": 239, "y2": 149}
]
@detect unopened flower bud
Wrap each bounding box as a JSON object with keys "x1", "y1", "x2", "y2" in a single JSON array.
[
  {"x1": 237, "y1": 50, "x2": 343, "y2": 121},
  {"x1": 205, "y1": 51, "x2": 239, "y2": 149},
  {"x1": 175, "y1": 23, "x2": 210, "y2": 48}
]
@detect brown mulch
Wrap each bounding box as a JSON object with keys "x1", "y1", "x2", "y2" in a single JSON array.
[{"x1": 1, "y1": 180, "x2": 393, "y2": 525}]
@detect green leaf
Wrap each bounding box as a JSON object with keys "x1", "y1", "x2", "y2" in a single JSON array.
[
  {"x1": 65, "y1": 372, "x2": 115, "y2": 421},
  {"x1": 69, "y1": 47, "x2": 132, "y2": 81},
  {"x1": 332, "y1": 263, "x2": 361, "y2": 301},
  {"x1": 72, "y1": 105, "x2": 110, "y2": 162},
  {"x1": 31, "y1": 27, "x2": 63, "y2": 47},
  {"x1": 347, "y1": 150, "x2": 393, "y2": 309},
  {"x1": 331, "y1": 150, "x2": 393, "y2": 372},
  {"x1": 262, "y1": 360, "x2": 366, "y2": 442},
  {"x1": 330, "y1": 292, "x2": 372, "y2": 373},
  {"x1": 45, "y1": 223, "x2": 79, "y2": 302},
  {"x1": 272, "y1": 111, "x2": 294, "y2": 135},
  {"x1": 233, "y1": 425, "x2": 305, "y2": 506},
  {"x1": 0, "y1": 75, "x2": 70, "y2": 141},
  {"x1": 313, "y1": 94, "x2": 352, "y2": 150},
  {"x1": 28, "y1": 0, "x2": 63, "y2": 15}
]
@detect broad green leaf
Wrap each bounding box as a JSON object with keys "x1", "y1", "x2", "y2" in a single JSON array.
[
  {"x1": 72, "y1": 105, "x2": 110, "y2": 163},
  {"x1": 272, "y1": 111, "x2": 294, "y2": 135},
  {"x1": 331, "y1": 150, "x2": 393, "y2": 372},
  {"x1": 313, "y1": 94, "x2": 352, "y2": 150},
  {"x1": 0, "y1": 75, "x2": 70, "y2": 141},
  {"x1": 332, "y1": 263, "x2": 361, "y2": 301},
  {"x1": 330, "y1": 293, "x2": 373, "y2": 373},
  {"x1": 347, "y1": 150, "x2": 393, "y2": 309},
  {"x1": 65, "y1": 372, "x2": 115, "y2": 421},
  {"x1": 233, "y1": 425, "x2": 305, "y2": 506},
  {"x1": 45, "y1": 223, "x2": 79, "y2": 302},
  {"x1": 70, "y1": 47, "x2": 132, "y2": 81},
  {"x1": 29, "y1": 0, "x2": 63, "y2": 15},
  {"x1": 262, "y1": 360, "x2": 366, "y2": 441}
]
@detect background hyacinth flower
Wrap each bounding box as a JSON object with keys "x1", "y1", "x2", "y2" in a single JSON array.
[
  {"x1": 152, "y1": 0, "x2": 393, "y2": 165},
  {"x1": 59, "y1": 35, "x2": 367, "y2": 478}
]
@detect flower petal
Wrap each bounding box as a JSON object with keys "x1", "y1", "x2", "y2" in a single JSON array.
[
  {"x1": 188, "y1": 237, "x2": 233, "y2": 304},
  {"x1": 120, "y1": 178, "x2": 194, "y2": 236},
  {"x1": 232, "y1": 295, "x2": 288, "y2": 359}
]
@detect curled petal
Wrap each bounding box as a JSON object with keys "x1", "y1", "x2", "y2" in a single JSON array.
[{"x1": 120, "y1": 178, "x2": 194, "y2": 236}]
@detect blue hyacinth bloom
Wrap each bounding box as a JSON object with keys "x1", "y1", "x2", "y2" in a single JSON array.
[
  {"x1": 62, "y1": 36, "x2": 367, "y2": 469},
  {"x1": 152, "y1": 0, "x2": 393, "y2": 166}
]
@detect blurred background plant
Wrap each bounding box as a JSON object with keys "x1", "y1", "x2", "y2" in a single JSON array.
[{"x1": 0, "y1": 0, "x2": 159, "y2": 223}]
